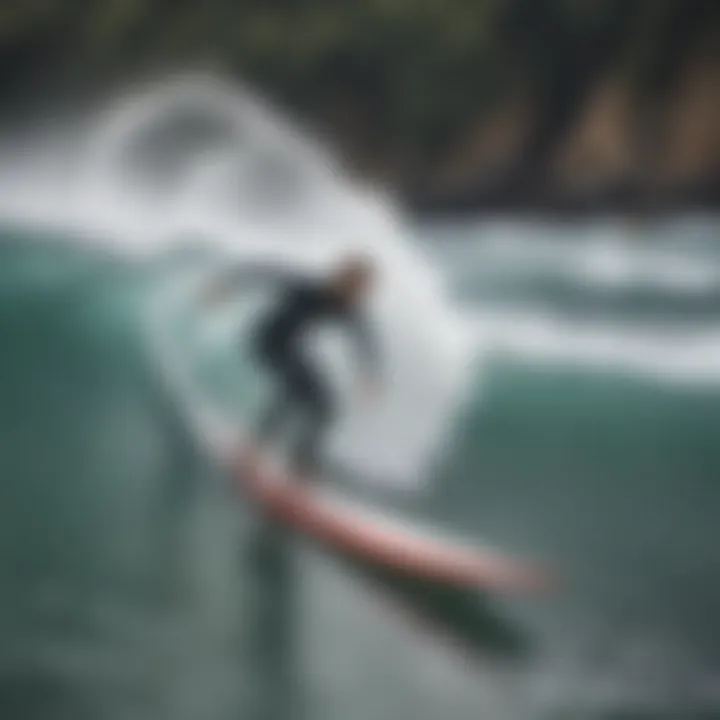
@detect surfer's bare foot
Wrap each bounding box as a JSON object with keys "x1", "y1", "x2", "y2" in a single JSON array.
[{"x1": 293, "y1": 469, "x2": 322, "y2": 487}]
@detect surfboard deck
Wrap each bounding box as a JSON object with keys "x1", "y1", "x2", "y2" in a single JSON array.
[{"x1": 231, "y1": 448, "x2": 553, "y2": 594}]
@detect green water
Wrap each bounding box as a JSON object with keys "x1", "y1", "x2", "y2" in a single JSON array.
[{"x1": 1, "y1": 221, "x2": 720, "y2": 720}]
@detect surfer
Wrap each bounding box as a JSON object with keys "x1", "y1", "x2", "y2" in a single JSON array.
[{"x1": 201, "y1": 255, "x2": 381, "y2": 482}]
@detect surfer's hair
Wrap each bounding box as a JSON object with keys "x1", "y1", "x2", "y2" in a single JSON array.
[
  {"x1": 335, "y1": 253, "x2": 375, "y2": 280},
  {"x1": 330, "y1": 253, "x2": 376, "y2": 299}
]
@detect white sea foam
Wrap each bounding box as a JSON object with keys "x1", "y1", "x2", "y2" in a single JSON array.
[
  {"x1": 422, "y1": 218, "x2": 720, "y2": 295},
  {"x1": 470, "y1": 306, "x2": 720, "y2": 384}
]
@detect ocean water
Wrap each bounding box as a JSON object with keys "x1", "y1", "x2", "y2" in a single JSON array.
[
  {"x1": 1, "y1": 77, "x2": 719, "y2": 720},
  {"x1": 2, "y1": 217, "x2": 720, "y2": 720}
]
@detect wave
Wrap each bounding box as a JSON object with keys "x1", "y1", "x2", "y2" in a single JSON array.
[
  {"x1": 421, "y1": 216, "x2": 720, "y2": 296},
  {"x1": 0, "y1": 75, "x2": 474, "y2": 488},
  {"x1": 469, "y1": 306, "x2": 720, "y2": 385}
]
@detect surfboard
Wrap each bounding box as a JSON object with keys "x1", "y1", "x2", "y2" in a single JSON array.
[{"x1": 231, "y1": 448, "x2": 553, "y2": 594}]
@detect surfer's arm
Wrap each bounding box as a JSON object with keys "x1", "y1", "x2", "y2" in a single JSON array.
[{"x1": 199, "y1": 262, "x2": 303, "y2": 305}]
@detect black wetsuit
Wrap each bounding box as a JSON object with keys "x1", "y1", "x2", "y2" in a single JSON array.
[{"x1": 244, "y1": 271, "x2": 379, "y2": 478}]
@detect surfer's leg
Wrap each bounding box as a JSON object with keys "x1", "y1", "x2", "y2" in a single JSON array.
[
  {"x1": 286, "y1": 357, "x2": 333, "y2": 481},
  {"x1": 253, "y1": 347, "x2": 295, "y2": 446},
  {"x1": 256, "y1": 390, "x2": 288, "y2": 442}
]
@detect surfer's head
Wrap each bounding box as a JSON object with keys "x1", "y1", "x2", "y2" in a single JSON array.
[{"x1": 330, "y1": 254, "x2": 376, "y2": 304}]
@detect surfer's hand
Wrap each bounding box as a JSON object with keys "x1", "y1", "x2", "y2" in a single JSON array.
[{"x1": 199, "y1": 281, "x2": 228, "y2": 307}]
